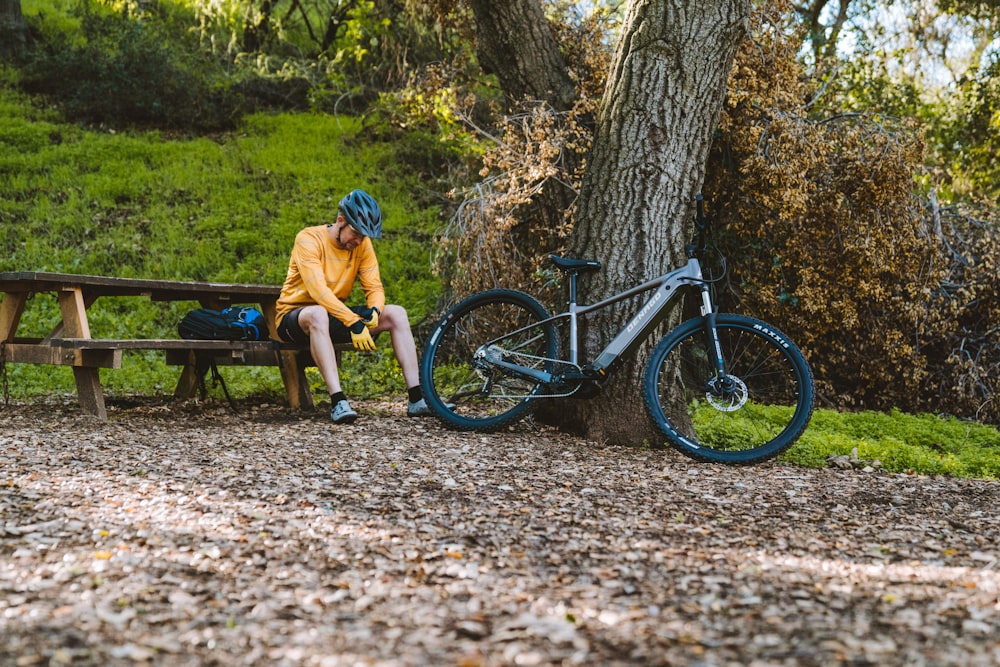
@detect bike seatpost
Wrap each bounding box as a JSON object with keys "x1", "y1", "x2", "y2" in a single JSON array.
[
  {"x1": 567, "y1": 272, "x2": 579, "y2": 306},
  {"x1": 567, "y1": 270, "x2": 580, "y2": 365}
]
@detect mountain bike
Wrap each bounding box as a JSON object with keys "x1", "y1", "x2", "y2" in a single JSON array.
[{"x1": 419, "y1": 196, "x2": 814, "y2": 464}]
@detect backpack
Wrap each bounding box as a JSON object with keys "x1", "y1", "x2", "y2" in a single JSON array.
[{"x1": 178, "y1": 306, "x2": 266, "y2": 341}]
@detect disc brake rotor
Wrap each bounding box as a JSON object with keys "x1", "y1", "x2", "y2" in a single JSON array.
[{"x1": 705, "y1": 375, "x2": 748, "y2": 412}]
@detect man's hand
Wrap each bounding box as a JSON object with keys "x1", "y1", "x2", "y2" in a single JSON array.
[
  {"x1": 359, "y1": 306, "x2": 379, "y2": 330},
  {"x1": 350, "y1": 320, "x2": 376, "y2": 351}
]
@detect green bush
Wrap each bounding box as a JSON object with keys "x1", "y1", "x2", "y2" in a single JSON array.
[{"x1": 20, "y1": 2, "x2": 241, "y2": 131}]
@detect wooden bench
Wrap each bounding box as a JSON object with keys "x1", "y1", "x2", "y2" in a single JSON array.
[
  {"x1": 48, "y1": 337, "x2": 325, "y2": 401},
  {"x1": 0, "y1": 271, "x2": 341, "y2": 419}
]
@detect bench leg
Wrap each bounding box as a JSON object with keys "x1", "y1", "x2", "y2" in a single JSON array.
[
  {"x1": 73, "y1": 367, "x2": 107, "y2": 419},
  {"x1": 279, "y1": 350, "x2": 313, "y2": 411},
  {"x1": 56, "y1": 287, "x2": 106, "y2": 418},
  {"x1": 1, "y1": 292, "x2": 28, "y2": 342},
  {"x1": 173, "y1": 351, "x2": 203, "y2": 399}
]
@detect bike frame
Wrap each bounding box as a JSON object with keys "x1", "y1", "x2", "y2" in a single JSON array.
[
  {"x1": 575, "y1": 257, "x2": 715, "y2": 375},
  {"x1": 483, "y1": 256, "x2": 722, "y2": 387}
]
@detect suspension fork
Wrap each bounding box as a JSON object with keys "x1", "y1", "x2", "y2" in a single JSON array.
[{"x1": 699, "y1": 284, "x2": 727, "y2": 379}]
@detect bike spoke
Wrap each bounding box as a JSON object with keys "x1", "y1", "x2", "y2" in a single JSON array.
[{"x1": 420, "y1": 290, "x2": 558, "y2": 431}]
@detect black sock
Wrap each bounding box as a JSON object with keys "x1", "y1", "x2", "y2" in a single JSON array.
[
  {"x1": 330, "y1": 391, "x2": 347, "y2": 405},
  {"x1": 407, "y1": 386, "x2": 422, "y2": 403}
]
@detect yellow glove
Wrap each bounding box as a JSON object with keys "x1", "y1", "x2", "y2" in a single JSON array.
[
  {"x1": 349, "y1": 320, "x2": 376, "y2": 352},
  {"x1": 362, "y1": 306, "x2": 379, "y2": 330}
]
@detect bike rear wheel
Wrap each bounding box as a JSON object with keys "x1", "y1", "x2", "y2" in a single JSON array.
[
  {"x1": 420, "y1": 289, "x2": 558, "y2": 431},
  {"x1": 643, "y1": 313, "x2": 814, "y2": 464}
]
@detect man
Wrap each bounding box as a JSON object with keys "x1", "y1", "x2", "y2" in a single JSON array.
[{"x1": 275, "y1": 189, "x2": 433, "y2": 423}]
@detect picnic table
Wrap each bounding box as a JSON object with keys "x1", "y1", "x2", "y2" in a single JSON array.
[{"x1": 0, "y1": 271, "x2": 318, "y2": 419}]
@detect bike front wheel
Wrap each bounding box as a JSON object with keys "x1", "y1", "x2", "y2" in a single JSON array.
[
  {"x1": 420, "y1": 289, "x2": 558, "y2": 431},
  {"x1": 643, "y1": 313, "x2": 814, "y2": 464}
]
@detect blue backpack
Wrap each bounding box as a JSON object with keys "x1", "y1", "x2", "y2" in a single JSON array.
[{"x1": 178, "y1": 306, "x2": 266, "y2": 341}]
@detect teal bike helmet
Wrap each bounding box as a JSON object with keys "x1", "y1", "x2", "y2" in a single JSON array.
[{"x1": 338, "y1": 189, "x2": 383, "y2": 239}]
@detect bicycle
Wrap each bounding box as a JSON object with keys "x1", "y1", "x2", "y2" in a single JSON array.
[{"x1": 419, "y1": 196, "x2": 814, "y2": 464}]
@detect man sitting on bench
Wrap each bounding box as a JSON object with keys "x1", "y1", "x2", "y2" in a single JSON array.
[{"x1": 274, "y1": 189, "x2": 433, "y2": 424}]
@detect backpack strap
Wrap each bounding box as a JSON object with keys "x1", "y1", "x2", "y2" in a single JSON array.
[
  {"x1": 196, "y1": 358, "x2": 239, "y2": 413},
  {"x1": 209, "y1": 361, "x2": 237, "y2": 412}
]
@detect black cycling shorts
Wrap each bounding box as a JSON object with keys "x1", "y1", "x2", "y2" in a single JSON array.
[{"x1": 277, "y1": 306, "x2": 371, "y2": 345}]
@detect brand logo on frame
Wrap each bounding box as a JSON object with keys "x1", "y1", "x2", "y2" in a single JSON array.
[{"x1": 627, "y1": 291, "x2": 663, "y2": 334}]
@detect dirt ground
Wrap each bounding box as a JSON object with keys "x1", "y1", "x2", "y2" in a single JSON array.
[{"x1": 1, "y1": 396, "x2": 999, "y2": 666}]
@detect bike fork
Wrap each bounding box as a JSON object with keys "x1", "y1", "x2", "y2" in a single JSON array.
[{"x1": 700, "y1": 287, "x2": 726, "y2": 379}]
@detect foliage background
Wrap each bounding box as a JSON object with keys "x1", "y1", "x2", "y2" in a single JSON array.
[{"x1": 2, "y1": 0, "x2": 1000, "y2": 450}]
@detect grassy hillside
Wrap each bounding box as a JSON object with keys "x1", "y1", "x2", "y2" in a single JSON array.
[{"x1": 0, "y1": 88, "x2": 443, "y2": 400}]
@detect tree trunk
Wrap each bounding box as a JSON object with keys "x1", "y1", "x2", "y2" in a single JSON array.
[
  {"x1": 467, "y1": 0, "x2": 584, "y2": 271},
  {"x1": 0, "y1": 0, "x2": 27, "y2": 60},
  {"x1": 469, "y1": 0, "x2": 577, "y2": 112},
  {"x1": 554, "y1": 0, "x2": 749, "y2": 445}
]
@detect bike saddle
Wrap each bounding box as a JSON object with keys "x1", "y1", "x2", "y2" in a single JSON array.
[{"x1": 549, "y1": 255, "x2": 602, "y2": 273}]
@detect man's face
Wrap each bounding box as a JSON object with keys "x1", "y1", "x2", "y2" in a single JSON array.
[{"x1": 333, "y1": 216, "x2": 366, "y2": 250}]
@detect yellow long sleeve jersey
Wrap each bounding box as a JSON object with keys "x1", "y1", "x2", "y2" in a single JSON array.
[{"x1": 275, "y1": 225, "x2": 386, "y2": 330}]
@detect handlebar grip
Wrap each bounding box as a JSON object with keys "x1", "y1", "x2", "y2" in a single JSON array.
[{"x1": 695, "y1": 193, "x2": 706, "y2": 226}]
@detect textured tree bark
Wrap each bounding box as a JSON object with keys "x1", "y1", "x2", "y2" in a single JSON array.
[
  {"x1": 467, "y1": 0, "x2": 583, "y2": 261},
  {"x1": 553, "y1": 0, "x2": 750, "y2": 445},
  {"x1": 0, "y1": 0, "x2": 27, "y2": 60},
  {"x1": 469, "y1": 0, "x2": 577, "y2": 112}
]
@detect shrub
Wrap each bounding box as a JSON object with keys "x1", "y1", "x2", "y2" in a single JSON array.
[
  {"x1": 697, "y1": 0, "x2": 1000, "y2": 426},
  {"x1": 20, "y1": 1, "x2": 241, "y2": 131}
]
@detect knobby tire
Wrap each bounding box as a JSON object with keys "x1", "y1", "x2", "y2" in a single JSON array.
[
  {"x1": 420, "y1": 290, "x2": 558, "y2": 432},
  {"x1": 643, "y1": 313, "x2": 814, "y2": 464}
]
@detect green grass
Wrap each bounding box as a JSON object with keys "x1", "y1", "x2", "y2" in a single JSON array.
[
  {"x1": 783, "y1": 408, "x2": 1000, "y2": 479},
  {"x1": 0, "y1": 86, "x2": 442, "y2": 402},
  {"x1": 683, "y1": 400, "x2": 1000, "y2": 479}
]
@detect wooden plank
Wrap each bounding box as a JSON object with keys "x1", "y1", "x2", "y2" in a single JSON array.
[
  {"x1": 54, "y1": 286, "x2": 107, "y2": 418},
  {"x1": 280, "y1": 350, "x2": 313, "y2": 410},
  {"x1": 57, "y1": 287, "x2": 91, "y2": 338},
  {"x1": 80, "y1": 349, "x2": 122, "y2": 368},
  {"x1": 173, "y1": 351, "x2": 201, "y2": 399},
  {"x1": 162, "y1": 347, "x2": 320, "y2": 367},
  {"x1": 73, "y1": 367, "x2": 107, "y2": 420},
  {"x1": 0, "y1": 343, "x2": 120, "y2": 367},
  {"x1": 53, "y1": 338, "x2": 293, "y2": 351},
  {"x1": 258, "y1": 300, "x2": 280, "y2": 340},
  {"x1": 0, "y1": 272, "x2": 282, "y2": 302},
  {"x1": 52, "y1": 338, "x2": 345, "y2": 354}
]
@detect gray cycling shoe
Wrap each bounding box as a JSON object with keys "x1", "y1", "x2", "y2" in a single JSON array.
[
  {"x1": 331, "y1": 399, "x2": 358, "y2": 424},
  {"x1": 407, "y1": 398, "x2": 454, "y2": 417},
  {"x1": 406, "y1": 398, "x2": 434, "y2": 417}
]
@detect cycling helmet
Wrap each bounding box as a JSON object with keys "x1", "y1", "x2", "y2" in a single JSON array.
[{"x1": 338, "y1": 189, "x2": 383, "y2": 239}]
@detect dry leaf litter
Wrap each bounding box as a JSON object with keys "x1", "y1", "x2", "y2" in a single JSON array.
[{"x1": 1, "y1": 396, "x2": 999, "y2": 666}]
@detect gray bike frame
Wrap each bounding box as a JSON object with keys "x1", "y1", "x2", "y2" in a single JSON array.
[
  {"x1": 483, "y1": 256, "x2": 720, "y2": 387},
  {"x1": 580, "y1": 257, "x2": 714, "y2": 374}
]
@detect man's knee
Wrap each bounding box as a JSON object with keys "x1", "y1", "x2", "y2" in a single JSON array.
[
  {"x1": 299, "y1": 306, "x2": 330, "y2": 335},
  {"x1": 381, "y1": 304, "x2": 409, "y2": 329}
]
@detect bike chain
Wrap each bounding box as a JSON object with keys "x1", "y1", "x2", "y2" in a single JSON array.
[{"x1": 484, "y1": 347, "x2": 587, "y2": 399}]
